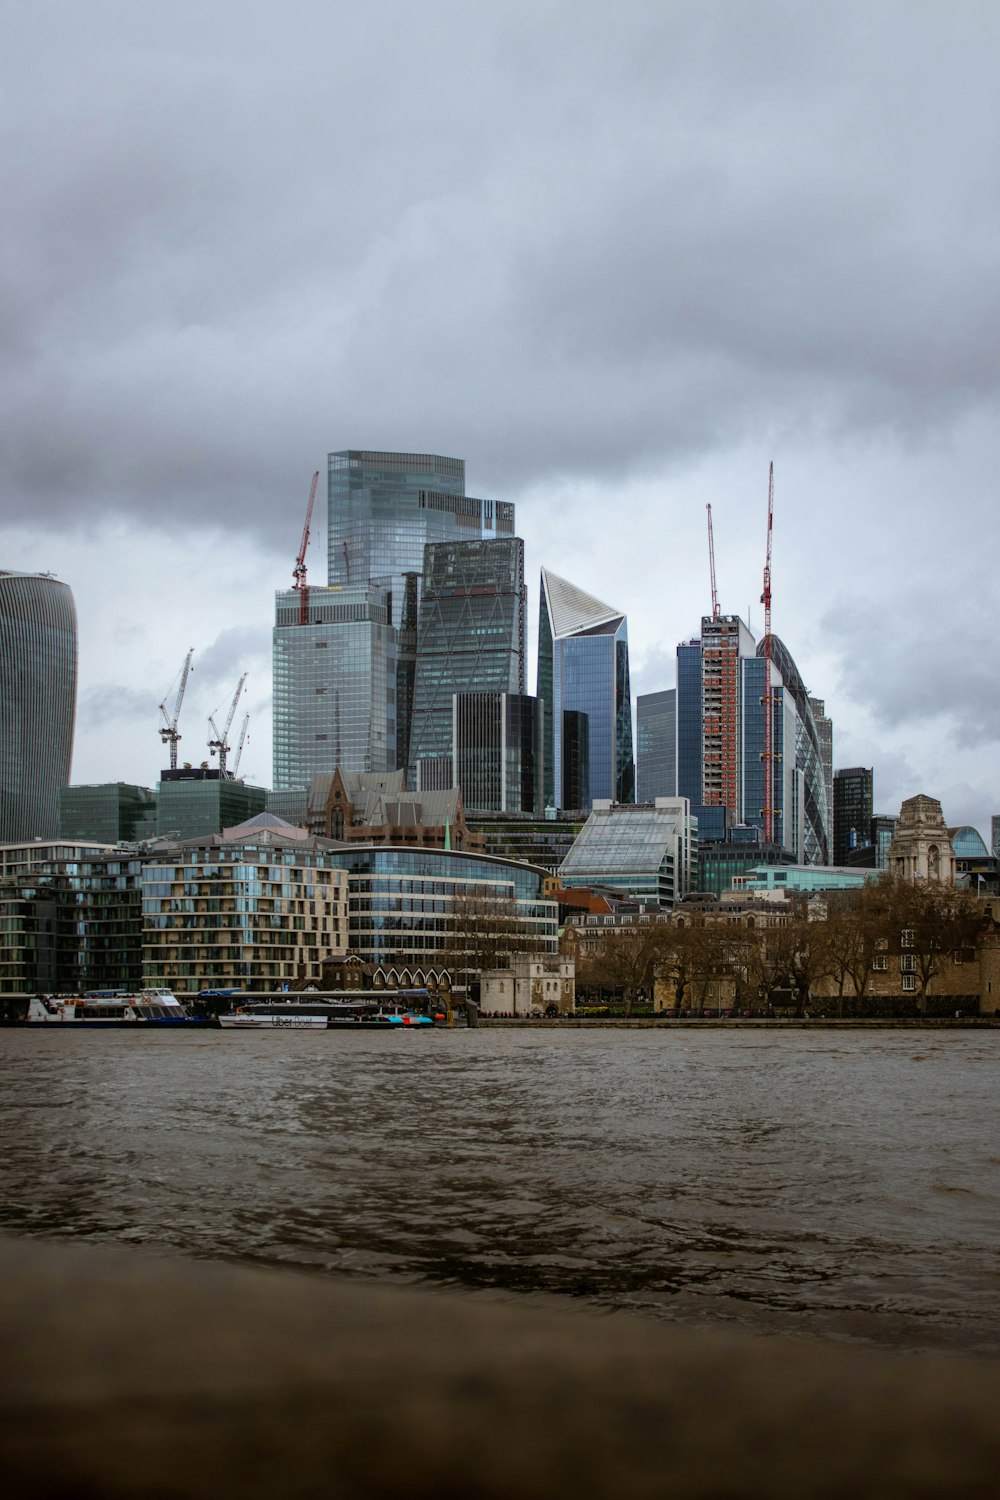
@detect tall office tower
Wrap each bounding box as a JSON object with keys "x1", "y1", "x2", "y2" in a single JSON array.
[
  {"x1": 560, "y1": 709, "x2": 590, "y2": 812},
  {"x1": 454, "y1": 692, "x2": 543, "y2": 814},
  {"x1": 833, "y1": 766, "x2": 874, "y2": 866},
  {"x1": 408, "y1": 538, "x2": 526, "y2": 788},
  {"x1": 272, "y1": 583, "x2": 397, "y2": 789},
  {"x1": 326, "y1": 451, "x2": 515, "y2": 767},
  {"x1": 0, "y1": 570, "x2": 77, "y2": 841},
  {"x1": 741, "y1": 638, "x2": 830, "y2": 864},
  {"x1": 700, "y1": 614, "x2": 756, "y2": 817},
  {"x1": 675, "y1": 616, "x2": 829, "y2": 864},
  {"x1": 537, "y1": 569, "x2": 634, "y2": 811},
  {"x1": 808, "y1": 695, "x2": 834, "y2": 834},
  {"x1": 636, "y1": 689, "x2": 677, "y2": 801},
  {"x1": 676, "y1": 615, "x2": 755, "y2": 821},
  {"x1": 675, "y1": 637, "x2": 703, "y2": 809}
]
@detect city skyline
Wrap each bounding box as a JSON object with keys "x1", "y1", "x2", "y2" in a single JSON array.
[{"x1": 3, "y1": 4, "x2": 999, "y2": 834}]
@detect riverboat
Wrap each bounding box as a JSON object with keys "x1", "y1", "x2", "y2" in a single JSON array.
[
  {"x1": 217, "y1": 1000, "x2": 435, "y2": 1030},
  {"x1": 13, "y1": 989, "x2": 205, "y2": 1027}
]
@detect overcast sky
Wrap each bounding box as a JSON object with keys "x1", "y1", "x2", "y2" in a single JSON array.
[{"x1": 3, "y1": 1, "x2": 999, "y2": 836}]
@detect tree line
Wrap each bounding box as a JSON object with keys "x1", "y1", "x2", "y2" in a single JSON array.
[{"x1": 573, "y1": 878, "x2": 989, "y2": 1016}]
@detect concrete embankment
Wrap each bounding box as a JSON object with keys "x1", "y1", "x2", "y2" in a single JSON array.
[
  {"x1": 479, "y1": 1015, "x2": 1000, "y2": 1028},
  {"x1": 2, "y1": 1233, "x2": 999, "y2": 1498}
]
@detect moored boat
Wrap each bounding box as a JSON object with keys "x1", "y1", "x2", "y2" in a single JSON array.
[
  {"x1": 217, "y1": 999, "x2": 435, "y2": 1030},
  {"x1": 12, "y1": 989, "x2": 204, "y2": 1027}
]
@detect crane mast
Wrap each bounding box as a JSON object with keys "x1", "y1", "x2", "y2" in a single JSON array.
[
  {"x1": 293, "y1": 471, "x2": 320, "y2": 626},
  {"x1": 232, "y1": 713, "x2": 249, "y2": 779},
  {"x1": 158, "y1": 648, "x2": 195, "y2": 771},
  {"x1": 208, "y1": 674, "x2": 247, "y2": 779},
  {"x1": 706, "y1": 503, "x2": 720, "y2": 619},
  {"x1": 761, "y1": 463, "x2": 775, "y2": 843}
]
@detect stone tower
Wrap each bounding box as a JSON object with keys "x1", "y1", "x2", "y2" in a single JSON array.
[{"x1": 887, "y1": 795, "x2": 957, "y2": 884}]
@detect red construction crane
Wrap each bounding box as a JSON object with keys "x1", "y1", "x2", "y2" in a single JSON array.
[
  {"x1": 760, "y1": 462, "x2": 775, "y2": 843},
  {"x1": 293, "y1": 471, "x2": 320, "y2": 625},
  {"x1": 706, "y1": 503, "x2": 720, "y2": 619}
]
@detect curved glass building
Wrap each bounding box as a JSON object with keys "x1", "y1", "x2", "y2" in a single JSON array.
[
  {"x1": 0, "y1": 570, "x2": 77, "y2": 841},
  {"x1": 753, "y1": 635, "x2": 830, "y2": 864}
]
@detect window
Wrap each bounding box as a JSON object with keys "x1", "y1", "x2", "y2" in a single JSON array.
[
  {"x1": 873, "y1": 954, "x2": 888, "y2": 971},
  {"x1": 900, "y1": 953, "x2": 916, "y2": 973},
  {"x1": 902, "y1": 974, "x2": 916, "y2": 991},
  {"x1": 901, "y1": 929, "x2": 914, "y2": 948}
]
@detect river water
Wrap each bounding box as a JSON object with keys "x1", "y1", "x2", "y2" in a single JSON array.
[{"x1": 2, "y1": 1027, "x2": 998, "y2": 1354}]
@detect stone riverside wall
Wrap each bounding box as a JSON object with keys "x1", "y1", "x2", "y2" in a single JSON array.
[{"x1": 1, "y1": 1235, "x2": 999, "y2": 1499}]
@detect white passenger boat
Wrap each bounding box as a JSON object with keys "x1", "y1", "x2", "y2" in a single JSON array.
[
  {"x1": 20, "y1": 989, "x2": 203, "y2": 1026},
  {"x1": 218, "y1": 1011, "x2": 328, "y2": 1030}
]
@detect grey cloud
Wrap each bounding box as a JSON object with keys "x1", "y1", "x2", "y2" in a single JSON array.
[
  {"x1": 79, "y1": 683, "x2": 156, "y2": 729},
  {"x1": 3, "y1": 2, "x2": 1000, "y2": 546}
]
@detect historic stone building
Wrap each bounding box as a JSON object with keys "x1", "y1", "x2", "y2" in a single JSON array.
[
  {"x1": 887, "y1": 795, "x2": 957, "y2": 884},
  {"x1": 479, "y1": 954, "x2": 576, "y2": 1017},
  {"x1": 307, "y1": 768, "x2": 483, "y2": 851}
]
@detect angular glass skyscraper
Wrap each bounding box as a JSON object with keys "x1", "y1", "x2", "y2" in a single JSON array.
[
  {"x1": 326, "y1": 450, "x2": 515, "y2": 768},
  {"x1": 0, "y1": 570, "x2": 77, "y2": 841},
  {"x1": 408, "y1": 538, "x2": 526, "y2": 786},
  {"x1": 272, "y1": 583, "x2": 396, "y2": 788},
  {"x1": 537, "y1": 569, "x2": 634, "y2": 811}
]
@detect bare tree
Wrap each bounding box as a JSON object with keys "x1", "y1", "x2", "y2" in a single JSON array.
[{"x1": 441, "y1": 892, "x2": 546, "y2": 984}]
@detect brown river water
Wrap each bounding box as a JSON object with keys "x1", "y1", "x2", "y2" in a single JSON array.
[{"x1": 1, "y1": 1027, "x2": 998, "y2": 1354}]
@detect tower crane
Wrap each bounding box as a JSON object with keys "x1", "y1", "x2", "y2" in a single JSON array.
[
  {"x1": 158, "y1": 648, "x2": 195, "y2": 771},
  {"x1": 706, "y1": 503, "x2": 720, "y2": 620},
  {"x1": 232, "y1": 713, "x2": 250, "y2": 779},
  {"x1": 208, "y1": 674, "x2": 247, "y2": 779},
  {"x1": 760, "y1": 463, "x2": 775, "y2": 843},
  {"x1": 293, "y1": 471, "x2": 320, "y2": 625}
]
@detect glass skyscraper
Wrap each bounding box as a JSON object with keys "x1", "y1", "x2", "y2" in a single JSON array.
[
  {"x1": 675, "y1": 616, "x2": 830, "y2": 866},
  {"x1": 636, "y1": 689, "x2": 677, "y2": 802},
  {"x1": 326, "y1": 451, "x2": 515, "y2": 769},
  {"x1": 272, "y1": 583, "x2": 397, "y2": 788},
  {"x1": 0, "y1": 570, "x2": 77, "y2": 841},
  {"x1": 537, "y1": 569, "x2": 634, "y2": 811},
  {"x1": 408, "y1": 538, "x2": 526, "y2": 786},
  {"x1": 833, "y1": 766, "x2": 874, "y2": 866},
  {"x1": 453, "y1": 691, "x2": 543, "y2": 814}
]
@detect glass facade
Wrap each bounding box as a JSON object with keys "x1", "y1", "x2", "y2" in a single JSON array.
[
  {"x1": 538, "y1": 569, "x2": 634, "y2": 811},
  {"x1": 408, "y1": 538, "x2": 526, "y2": 785},
  {"x1": 0, "y1": 570, "x2": 77, "y2": 842},
  {"x1": 560, "y1": 710, "x2": 589, "y2": 812},
  {"x1": 762, "y1": 637, "x2": 830, "y2": 865},
  {"x1": 60, "y1": 783, "x2": 157, "y2": 843},
  {"x1": 0, "y1": 849, "x2": 144, "y2": 993},
  {"x1": 808, "y1": 695, "x2": 834, "y2": 831},
  {"x1": 156, "y1": 771, "x2": 268, "y2": 840},
  {"x1": 326, "y1": 451, "x2": 515, "y2": 770},
  {"x1": 636, "y1": 689, "x2": 676, "y2": 801},
  {"x1": 317, "y1": 845, "x2": 557, "y2": 969},
  {"x1": 675, "y1": 640, "x2": 703, "y2": 809},
  {"x1": 454, "y1": 692, "x2": 543, "y2": 814},
  {"x1": 677, "y1": 619, "x2": 829, "y2": 867},
  {"x1": 833, "y1": 767, "x2": 874, "y2": 867},
  {"x1": 272, "y1": 583, "x2": 397, "y2": 787},
  {"x1": 559, "y1": 798, "x2": 696, "y2": 909}
]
